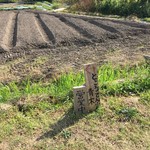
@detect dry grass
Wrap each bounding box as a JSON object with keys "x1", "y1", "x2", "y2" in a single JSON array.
[
  {"x1": 0, "y1": 46, "x2": 149, "y2": 149},
  {"x1": 0, "y1": 94, "x2": 149, "y2": 150},
  {"x1": 0, "y1": 61, "x2": 149, "y2": 149}
]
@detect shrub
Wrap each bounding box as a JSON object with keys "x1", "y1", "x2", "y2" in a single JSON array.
[{"x1": 64, "y1": 0, "x2": 150, "y2": 17}]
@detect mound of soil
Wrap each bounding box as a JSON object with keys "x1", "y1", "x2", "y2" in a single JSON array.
[{"x1": 0, "y1": 10, "x2": 150, "y2": 82}]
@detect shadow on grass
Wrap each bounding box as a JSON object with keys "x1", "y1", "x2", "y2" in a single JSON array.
[{"x1": 36, "y1": 106, "x2": 87, "y2": 140}]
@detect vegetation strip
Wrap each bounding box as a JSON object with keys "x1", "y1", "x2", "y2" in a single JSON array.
[{"x1": 0, "y1": 63, "x2": 149, "y2": 103}]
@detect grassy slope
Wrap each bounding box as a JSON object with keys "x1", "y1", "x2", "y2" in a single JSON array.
[{"x1": 0, "y1": 62, "x2": 150, "y2": 150}]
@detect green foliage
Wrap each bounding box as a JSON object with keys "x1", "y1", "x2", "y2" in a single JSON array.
[
  {"x1": 61, "y1": 0, "x2": 78, "y2": 5},
  {"x1": 66, "y1": 0, "x2": 150, "y2": 17},
  {"x1": 0, "y1": 63, "x2": 149, "y2": 104},
  {"x1": 144, "y1": 17, "x2": 150, "y2": 22},
  {"x1": 52, "y1": 1, "x2": 60, "y2": 9},
  {"x1": 35, "y1": 1, "x2": 61, "y2": 10},
  {"x1": 86, "y1": 106, "x2": 105, "y2": 119},
  {"x1": 0, "y1": 62, "x2": 149, "y2": 149},
  {"x1": 117, "y1": 107, "x2": 138, "y2": 121},
  {"x1": 61, "y1": 129, "x2": 72, "y2": 139},
  {"x1": 98, "y1": 0, "x2": 150, "y2": 17},
  {"x1": 101, "y1": 75, "x2": 150, "y2": 96},
  {"x1": 36, "y1": 1, "x2": 60, "y2": 9},
  {"x1": 0, "y1": 0, "x2": 16, "y2": 2},
  {"x1": 140, "y1": 90, "x2": 150, "y2": 105},
  {"x1": 108, "y1": 97, "x2": 123, "y2": 111},
  {"x1": 0, "y1": 0, "x2": 53, "y2": 3},
  {"x1": 100, "y1": 64, "x2": 150, "y2": 96},
  {"x1": 49, "y1": 71, "x2": 85, "y2": 101},
  {"x1": 0, "y1": 82, "x2": 21, "y2": 102}
]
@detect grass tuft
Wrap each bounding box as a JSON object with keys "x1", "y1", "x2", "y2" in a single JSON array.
[
  {"x1": 140, "y1": 90, "x2": 150, "y2": 105},
  {"x1": 117, "y1": 107, "x2": 138, "y2": 121}
]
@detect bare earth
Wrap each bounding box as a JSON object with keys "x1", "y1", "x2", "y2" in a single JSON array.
[{"x1": 0, "y1": 10, "x2": 150, "y2": 82}]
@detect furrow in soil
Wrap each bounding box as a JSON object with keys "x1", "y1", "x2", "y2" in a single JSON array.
[
  {"x1": 1, "y1": 12, "x2": 18, "y2": 51},
  {"x1": 94, "y1": 18, "x2": 150, "y2": 37},
  {"x1": 88, "y1": 20, "x2": 122, "y2": 35},
  {"x1": 56, "y1": 15, "x2": 96, "y2": 42},
  {"x1": 58, "y1": 16, "x2": 120, "y2": 42},
  {"x1": 16, "y1": 11, "x2": 51, "y2": 50},
  {"x1": 39, "y1": 13, "x2": 91, "y2": 46},
  {"x1": 109, "y1": 19, "x2": 150, "y2": 29},
  {"x1": 34, "y1": 13, "x2": 55, "y2": 46}
]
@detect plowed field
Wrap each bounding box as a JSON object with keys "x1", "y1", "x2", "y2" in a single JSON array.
[{"x1": 0, "y1": 10, "x2": 150, "y2": 82}]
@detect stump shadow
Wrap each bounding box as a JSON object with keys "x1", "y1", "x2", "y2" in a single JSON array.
[{"x1": 37, "y1": 106, "x2": 87, "y2": 140}]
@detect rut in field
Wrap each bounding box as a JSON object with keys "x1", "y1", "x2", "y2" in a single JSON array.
[
  {"x1": 58, "y1": 15, "x2": 97, "y2": 41},
  {"x1": 0, "y1": 10, "x2": 150, "y2": 53},
  {"x1": 0, "y1": 12, "x2": 18, "y2": 51},
  {"x1": 34, "y1": 13, "x2": 56, "y2": 46}
]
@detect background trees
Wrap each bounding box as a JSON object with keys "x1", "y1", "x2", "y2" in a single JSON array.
[
  {"x1": 0, "y1": 0, "x2": 149, "y2": 17},
  {"x1": 62, "y1": 0, "x2": 150, "y2": 17}
]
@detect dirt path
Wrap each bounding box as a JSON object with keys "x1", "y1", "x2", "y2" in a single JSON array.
[{"x1": 0, "y1": 10, "x2": 150, "y2": 82}]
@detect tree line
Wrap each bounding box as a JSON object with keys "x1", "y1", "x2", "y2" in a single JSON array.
[
  {"x1": 0, "y1": 0, "x2": 149, "y2": 17},
  {"x1": 63, "y1": 0, "x2": 150, "y2": 17}
]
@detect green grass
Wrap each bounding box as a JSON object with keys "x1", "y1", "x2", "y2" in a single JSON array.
[
  {"x1": 35, "y1": 1, "x2": 61, "y2": 10},
  {"x1": 0, "y1": 63, "x2": 149, "y2": 103},
  {"x1": 0, "y1": 0, "x2": 14, "y2": 2},
  {"x1": 143, "y1": 17, "x2": 150, "y2": 22},
  {"x1": 140, "y1": 90, "x2": 150, "y2": 105},
  {"x1": 0, "y1": 62, "x2": 149, "y2": 149},
  {"x1": 36, "y1": 1, "x2": 52, "y2": 10},
  {"x1": 0, "y1": 1, "x2": 61, "y2": 11}
]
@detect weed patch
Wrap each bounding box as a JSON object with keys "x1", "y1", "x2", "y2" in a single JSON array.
[
  {"x1": 0, "y1": 63, "x2": 149, "y2": 103},
  {"x1": 117, "y1": 107, "x2": 138, "y2": 122},
  {"x1": 140, "y1": 90, "x2": 150, "y2": 105},
  {"x1": 66, "y1": 0, "x2": 150, "y2": 17},
  {"x1": 0, "y1": 62, "x2": 149, "y2": 149}
]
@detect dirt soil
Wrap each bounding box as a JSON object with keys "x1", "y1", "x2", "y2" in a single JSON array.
[{"x1": 0, "y1": 10, "x2": 150, "y2": 82}]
